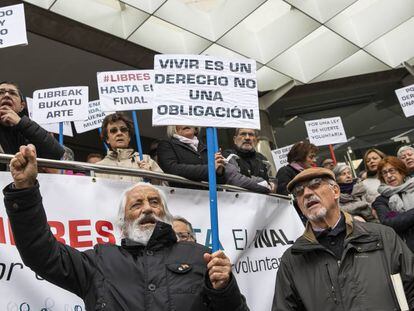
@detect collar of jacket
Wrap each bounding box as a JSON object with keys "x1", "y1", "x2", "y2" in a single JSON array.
[
  {"x1": 121, "y1": 221, "x2": 177, "y2": 254},
  {"x1": 234, "y1": 146, "x2": 256, "y2": 158},
  {"x1": 291, "y1": 212, "x2": 376, "y2": 254},
  {"x1": 107, "y1": 148, "x2": 136, "y2": 160},
  {"x1": 171, "y1": 137, "x2": 206, "y2": 154}
]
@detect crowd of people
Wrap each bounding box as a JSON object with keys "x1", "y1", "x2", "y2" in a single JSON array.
[{"x1": 3, "y1": 80, "x2": 414, "y2": 309}]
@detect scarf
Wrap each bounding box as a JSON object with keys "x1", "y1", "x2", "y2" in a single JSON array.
[
  {"x1": 290, "y1": 162, "x2": 305, "y2": 172},
  {"x1": 338, "y1": 181, "x2": 355, "y2": 194},
  {"x1": 173, "y1": 134, "x2": 199, "y2": 151},
  {"x1": 378, "y1": 178, "x2": 414, "y2": 212}
]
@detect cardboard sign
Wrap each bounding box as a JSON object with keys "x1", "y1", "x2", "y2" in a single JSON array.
[
  {"x1": 271, "y1": 144, "x2": 293, "y2": 170},
  {"x1": 0, "y1": 4, "x2": 28, "y2": 49},
  {"x1": 26, "y1": 98, "x2": 73, "y2": 137},
  {"x1": 97, "y1": 70, "x2": 154, "y2": 112},
  {"x1": 395, "y1": 84, "x2": 414, "y2": 117},
  {"x1": 305, "y1": 117, "x2": 347, "y2": 146},
  {"x1": 152, "y1": 55, "x2": 260, "y2": 129},
  {"x1": 74, "y1": 100, "x2": 109, "y2": 134},
  {"x1": 32, "y1": 86, "x2": 89, "y2": 124}
]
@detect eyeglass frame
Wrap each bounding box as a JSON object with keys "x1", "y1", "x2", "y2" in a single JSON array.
[
  {"x1": 380, "y1": 167, "x2": 399, "y2": 178},
  {"x1": 0, "y1": 88, "x2": 22, "y2": 100},
  {"x1": 291, "y1": 177, "x2": 334, "y2": 197},
  {"x1": 108, "y1": 126, "x2": 129, "y2": 135},
  {"x1": 175, "y1": 231, "x2": 195, "y2": 241}
]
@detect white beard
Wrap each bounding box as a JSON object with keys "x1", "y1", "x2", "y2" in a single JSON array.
[
  {"x1": 124, "y1": 213, "x2": 166, "y2": 245},
  {"x1": 307, "y1": 207, "x2": 328, "y2": 222}
]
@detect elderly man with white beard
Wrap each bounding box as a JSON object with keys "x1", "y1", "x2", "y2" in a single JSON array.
[{"x1": 3, "y1": 144, "x2": 249, "y2": 311}]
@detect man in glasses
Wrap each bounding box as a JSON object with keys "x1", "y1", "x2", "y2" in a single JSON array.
[
  {"x1": 272, "y1": 167, "x2": 414, "y2": 311},
  {"x1": 96, "y1": 112, "x2": 164, "y2": 184},
  {"x1": 0, "y1": 81, "x2": 64, "y2": 166},
  {"x1": 173, "y1": 216, "x2": 196, "y2": 242},
  {"x1": 223, "y1": 128, "x2": 275, "y2": 192}
]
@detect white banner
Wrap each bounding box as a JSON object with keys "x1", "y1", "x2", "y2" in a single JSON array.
[
  {"x1": 271, "y1": 144, "x2": 293, "y2": 170},
  {"x1": 395, "y1": 84, "x2": 414, "y2": 117},
  {"x1": 0, "y1": 4, "x2": 28, "y2": 49},
  {"x1": 26, "y1": 97, "x2": 74, "y2": 137},
  {"x1": 305, "y1": 116, "x2": 347, "y2": 146},
  {"x1": 0, "y1": 173, "x2": 302, "y2": 311},
  {"x1": 74, "y1": 100, "x2": 109, "y2": 134},
  {"x1": 97, "y1": 70, "x2": 154, "y2": 112},
  {"x1": 152, "y1": 54, "x2": 260, "y2": 129},
  {"x1": 32, "y1": 86, "x2": 89, "y2": 124}
]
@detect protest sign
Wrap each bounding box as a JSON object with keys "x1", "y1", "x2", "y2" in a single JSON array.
[
  {"x1": 26, "y1": 97, "x2": 73, "y2": 137},
  {"x1": 152, "y1": 55, "x2": 260, "y2": 129},
  {"x1": 395, "y1": 84, "x2": 414, "y2": 117},
  {"x1": 32, "y1": 86, "x2": 89, "y2": 124},
  {"x1": 0, "y1": 172, "x2": 302, "y2": 311},
  {"x1": 0, "y1": 4, "x2": 27, "y2": 49},
  {"x1": 97, "y1": 70, "x2": 154, "y2": 112},
  {"x1": 271, "y1": 144, "x2": 293, "y2": 170},
  {"x1": 305, "y1": 117, "x2": 347, "y2": 146},
  {"x1": 74, "y1": 100, "x2": 109, "y2": 134}
]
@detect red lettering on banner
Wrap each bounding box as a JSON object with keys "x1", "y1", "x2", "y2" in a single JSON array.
[
  {"x1": 48, "y1": 221, "x2": 66, "y2": 244},
  {"x1": 8, "y1": 220, "x2": 15, "y2": 246},
  {"x1": 96, "y1": 221, "x2": 115, "y2": 244},
  {"x1": 69, "y1": 220, "x2": 93, "y2": 248},
  {"x1": 0, "y1": 217, "x2": 5, "y2": 244}
]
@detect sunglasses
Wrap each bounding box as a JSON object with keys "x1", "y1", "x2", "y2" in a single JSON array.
[
  {"x1": 292, "y1": 178, "x2": 327, "y2": 197},
  {"x1": 109, "y1": 126, "x2": 129, "y2": 134}
]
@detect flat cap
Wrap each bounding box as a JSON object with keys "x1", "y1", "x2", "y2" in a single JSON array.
[{"x1": 287, "y1": 167, "x2": 336, "y2": 193}]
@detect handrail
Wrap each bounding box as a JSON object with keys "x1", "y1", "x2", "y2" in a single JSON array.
[{"x1": 0, "y1": 154, "x2": 291, "y2": 200}]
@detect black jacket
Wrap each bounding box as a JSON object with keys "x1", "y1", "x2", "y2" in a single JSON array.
[
  {"x1": 157, "y1": 138, "x2": 224, "y2": 188},
  {"x1": 222, "y1": 148, "x2": 270, "y2": 181},
  {"x1": 275, "y1": 164, "x2": 301, "y2": 196},
  {"x1": 4, "y1": 183, "x2": 249, "y2": 311},
  {"x1": 373, "y1": 195, "x2": 414, "y2": 252},
  {"x1": 273, "y1": 212, "x2": 414, "y2": 311},
  {"x1": 0, "y1": 115, "x2": 64, "y2": 160}
]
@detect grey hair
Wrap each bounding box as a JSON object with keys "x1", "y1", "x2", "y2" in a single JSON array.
[
  {"x1": 397, "y1": 145, "x2": 414, "y2": 158},
  {"x1": 166, "y1": 125, "x2": 201, "y2": 138},
  {"x1": 173, "y1": 216, "x2": 196, "y2": 241},
  {"x1": 116, "y1": 182, "x2": 173, "y2": 237}
]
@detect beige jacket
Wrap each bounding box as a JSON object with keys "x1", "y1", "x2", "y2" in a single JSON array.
[{"x1": 95, "y1": 148, "x2": 165, "y2": 185}]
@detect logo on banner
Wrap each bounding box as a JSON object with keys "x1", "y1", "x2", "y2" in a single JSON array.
[
  {"x1": 271, "y1": 144, "x2": 294, "y2": 170},
  {"x1": 305, "y1": 117, "x2": 347, "y2": 146},
  {"x1": 32, "y1": 87, "x2": 89, "y2": 124},
  {"x1": 97, "y1": 70, "x2": 154, "y2": 112},
  {"x1": 0, "y1": 4, "x2": 27, "y2": 48},
  {"x1": 74, "y1": 100, "x2": 109, "y2": 134},
  {"x1": 395, "y1": 84, "x2": 414, "y2": 117},
  {"x1": 152, "y1": 55, "x2": 260, "y2": 129}
]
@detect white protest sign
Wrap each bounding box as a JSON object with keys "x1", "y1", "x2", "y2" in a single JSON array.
[
  {"x1": 305, "y1": 117, "x2": 347, "y2": 146},
  {"x1": 0, "y1": 4, "x2": 28, "y2": 49},
  {"x1": 271, "y1": 144, "x2": 293, "y2": 170},
  {"x1": 97, "y1": 70, "x2": 154, "y2": 112},
  {"x1": 152, "y1": 54, "x2": 260, "y2": 129},
  {"x1": 26, "y1": 98, "x2": 73, "y2": 137},
  {"x1": 74, "y1": 100, "x2": 109, "y2": 134},
  {"x1": 395, "y1": 84, "x2": 414, "y2": 117},
  {"x1": 32, "y1": 86, "x2": 89, "y2": 124}
]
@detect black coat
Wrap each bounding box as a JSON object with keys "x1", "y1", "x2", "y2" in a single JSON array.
[
  {"x1": 373, "y1": 195, "x2": 414, "y2": 252},
  {"x1": 0, "y1": 115, "x2": 64, "y2": 159},
  {"x1": 4, "y1": 183, "x2": 249, "y2": 311},
  {"x1": 157, "y1": 138, "x2": 224, "y2": 188},
  {"x1": 275, "y1": 164, "x2": 301, "y2": 196}
]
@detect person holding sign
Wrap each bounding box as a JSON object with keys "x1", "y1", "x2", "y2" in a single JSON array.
[
  {"x1": 273, "y1": 167, "x2": 414, "y2": 311},
  {"x1": 3, "y1": 144, "x2": 249, "y2": 311},
  {"x1": 96, "y1": 113, "x2": 164, "y2": 184},
  {"x1": 0, "y1": 81, "x2": 64, "y2": 167}
]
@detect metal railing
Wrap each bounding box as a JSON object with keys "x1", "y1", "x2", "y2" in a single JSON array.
[{"x1": 0, "y1": 154, "x2": 291, "y2": 200}]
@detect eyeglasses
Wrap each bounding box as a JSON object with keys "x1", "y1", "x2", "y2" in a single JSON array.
[
  {"x1": 292, "y1": 178, "x2": 326, "y2": 197},
  {"x1": 176, "y1": 232, "x2": 194, "y2": 241},
  {"x1": 381, "y1": 168, "x2": 398, "y2": 177},
  {"x1": 109, "y1": 126, "x2": 129, "y2": 134},
  {"x1": 238, "y1": 131, "x2": 256, "y2": 138},
  {"x1": 0, "y1": 88, "x2": 20, "y2": 98}
]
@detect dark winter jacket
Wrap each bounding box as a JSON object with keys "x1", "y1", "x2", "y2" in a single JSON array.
[
  {"x1": 275, "y1": 164, "x2": 301, "y2": 196},
  {"x1": 0, "y1": 115, "x2": 64, "y2": 160},
  {"x1": 222, "y1": 148, "x2": 270, "y2": 181},
  {"x1": 272, "y1": 212, "x2": 414, "y2": 311},
  {"x1": 3, "y1": 183, "x2": 249, "y2": 311},
  {"x1": 157, "y1": 138, "x2": 224, "y2": 189},
  {"x1": 373, "y1": 195, "x2": 414, "y2": 252}
]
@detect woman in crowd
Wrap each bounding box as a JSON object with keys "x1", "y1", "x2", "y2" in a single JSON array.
[
  {"x1": 362, "y1": 148, "x2": 386, "y2": 203},
  {"x1": 372, "y1": 156, "x2": 414, "y2": 251},
  {"x1": 276, "y1": 141, "x2": 318, "y2": 196},
  {"x1": 333, "y1": 164, "x2": 377, "y2": 222}
]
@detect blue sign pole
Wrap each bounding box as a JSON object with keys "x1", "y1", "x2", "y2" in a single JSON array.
[
  {"x1": 213, "y1": 127, "x2": 219, "y2": 152},
  {"x1": 98, "y1": 128, "x2": 109, "y2": 151},
  {"x1": 59, "y1": 122, "x2": 64, "y2": 145},
  {"x1": 206, "y1": 127, "x2": 220, "y2": 252},
  {"x1": 132, "y1": 111, "x2": 144, "y2": 161}
]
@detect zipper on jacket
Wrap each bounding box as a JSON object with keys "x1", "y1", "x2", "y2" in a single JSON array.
[{"x1": 325, "y1": 263, "x2": 339, "y2": 305}]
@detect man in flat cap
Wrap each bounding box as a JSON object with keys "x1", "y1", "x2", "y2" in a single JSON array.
[{"x1": 272, "y1": 167, "x2": 414, "y2": 311}]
